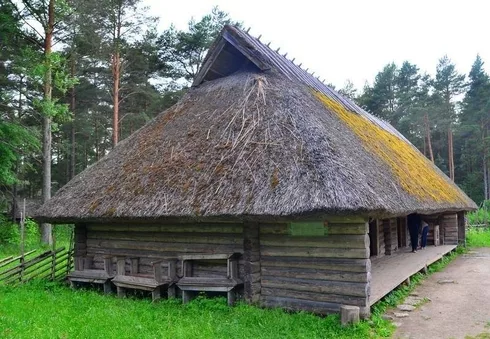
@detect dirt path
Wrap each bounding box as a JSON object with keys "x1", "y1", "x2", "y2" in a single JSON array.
[{"x1": 391, "y1": 247, "x2": 490, "y2": 339}]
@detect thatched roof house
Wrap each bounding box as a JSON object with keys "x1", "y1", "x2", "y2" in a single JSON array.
[{"x1": 36, "y1": 25, "x2": 476, "y2": 317}]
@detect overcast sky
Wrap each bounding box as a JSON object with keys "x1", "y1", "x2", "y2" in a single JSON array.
[{"x1": 147, "y1": 0, "x2": 490, "y2": 90}]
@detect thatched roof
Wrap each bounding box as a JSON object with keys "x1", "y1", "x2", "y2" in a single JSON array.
[{"x1": 36, "y1": 25, "x2": 476, "y2": 223}]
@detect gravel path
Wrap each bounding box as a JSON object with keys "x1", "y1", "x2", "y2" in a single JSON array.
[{"x1": 390, "y1": 247, "x2": 490, "y2": 339}]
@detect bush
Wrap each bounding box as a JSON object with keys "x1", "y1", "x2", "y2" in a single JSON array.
[
  {"x1": 467, "y1": 200, "x2": 490, "y2": 225},
  {"x1": 0, "y1": 215, "x2": 73, "y2": 257}
]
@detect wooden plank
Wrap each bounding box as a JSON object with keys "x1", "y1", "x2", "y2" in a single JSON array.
[
  {"x1": 192, "y1": 38, "x2": 226, "y2": 86},
  {"x1": 86, "y1": 224, "x2": 243, "y2": 234},
  {"x1": 370, "y1": 245, "x2": 456, "y2": 305},
  {"x1": 260, "y1": 234, "x2": 368, "y2": 249},
  {"x1": 0, "y1": 250, "x2": 37, "y2": 270},
  {"x1": 261, "y1": 287, "x2": 367, "y2": 306},
  {"x1": 259, "y1": 222, "x2": 368, "y2": 235},
  {"x1": 260, "y1": 247, "x2": 369, "y2": 259},
  {"x1": 260, "y1": 257, "x2": 371, "y2": 272},
  {"x1": 87, "y1": 231, "x2": 242, "y2": 245},
  {"x1": 87, "y1": 239, "x2": 242, "y2": 254},
  {"x1": 181, "y1": 253, "x2": 237, "y2": 261},
  {"x1": 261, "y1": 267, "x2": 369, "y2": 283},
  {"x1": 261, "y1": 276, "x2": 369, "y2": 297},
  {"x1": 325, "y1": 216, "x2": 368, "y2": 224}
]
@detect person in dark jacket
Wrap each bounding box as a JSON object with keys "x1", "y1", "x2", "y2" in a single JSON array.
[
  {"x1": 407, "y1": 213, "x2": 421, "y2": 253},
  {"x1": 420, "y1": 219, "x2": 429, "y2": 249}
]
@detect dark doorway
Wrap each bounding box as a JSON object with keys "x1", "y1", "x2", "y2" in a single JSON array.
[
  {"x1": 369, "y1": 219, "x2": 379, "y2": 257},
  {"x1": 397, "y1": 217, "x2": 407, "y2": 248}
]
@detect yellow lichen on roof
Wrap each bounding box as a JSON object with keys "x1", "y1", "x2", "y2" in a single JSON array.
[{"x1": 312, "y1": 90, "x2": 466, "y2": 203}]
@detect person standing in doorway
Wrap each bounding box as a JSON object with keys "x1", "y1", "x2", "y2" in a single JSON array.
[
  {"x1": 407, "y1": 214, "x2": 421, "y2": 253},
  {"x1": 420, "y1": 219, "x2": 429, "y2": 250}
]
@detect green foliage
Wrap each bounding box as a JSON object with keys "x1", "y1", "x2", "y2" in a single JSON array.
[
  {"x1": 0, "y1": 122, "x2": 39, "y2": 185},
  {"x1": 0, "y1": 216, "x2": 72, "y2": 257},
  {"x1": 158, "y1": 6, "x2": 241, "y2": 82},
  {"x1": 0, "y1": 282, "x2": 390, "y2": 339},
  {"x1": 467, "y1": 200, "x2": 490, "y2": 225},
  {"x1": 466, "y1": 227, "x2": 490, "y2": 248}
]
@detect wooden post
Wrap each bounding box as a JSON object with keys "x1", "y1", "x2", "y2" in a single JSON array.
[
  {"x1": 19, "y1": 201, "x2": 25, "y2": 282},
  {"x1": 51, "y1": 228, "x2": 56, "y2": 280},
  {"x1": 182, "y1": 290, "x2": 193, "y2": 304},
  {"x1": 167, "y1": 260, "x2": 176, "y2": 298},
  {"x1": 152, "y1": 287, "x2": 161, "y2": 301},
  {"x1": 153, "y1": 261, "x2": 163, "y2": 284},
  {"x1": 227, "y1": 258, "x2": 238, "y2": 306},
  {"x1": 243, "y1": 222, "x2": 261, "y2": 304},
  {"x1": 116, "y1": 257, "x2": 126, "y2": 298},
  {"x1": 457, "y1": 212, "x2": 466, "y2": 246},
  {"x1": 340, "y1": 305, "x2": 360, "y2": 325},
  {"x1": 434, "y1": 225, "x2": 440, "y2": 246},
  {"x1": 130, "y1": 258, "x2": 139, "y2": 275}
]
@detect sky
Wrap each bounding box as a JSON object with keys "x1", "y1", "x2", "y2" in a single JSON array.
[{"x1": 146, "y1": 0, "x2": 490, "y2": 90}]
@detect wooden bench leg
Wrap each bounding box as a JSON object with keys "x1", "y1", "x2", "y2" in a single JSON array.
[
  {"x1": 117, "y1": 286, "x2": 126, "y2": 298},
  {"x1": 167, "y1": 285, "x2": 176, "y2": 299},
  {"x1": 69, "y1": 280, "x2": 77, "y2": 289},
  {"x1": 227, "y1": 290, "x2": 236, "y2": 306},
  {"x1": 182, "y1": 290, "x2": 193, "y2": 304},
  {"x1": 152, "y1": 287, "x2": 161, "y2": 302},
  {"x1": 103, "y1": 281, "x2": 112, "y2": 294}
]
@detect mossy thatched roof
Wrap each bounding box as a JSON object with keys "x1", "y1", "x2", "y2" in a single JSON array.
[{"x1": 36, "y1": 26, "x2": 476, "y2": 223}]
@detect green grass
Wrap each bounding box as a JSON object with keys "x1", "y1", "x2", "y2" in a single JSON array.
[
  {"x1": 0, "y1": 281, "x2": 391, "y2": 339},
  {"x1": 467, "y1": 227, "x2": 490, "y2": 248}
]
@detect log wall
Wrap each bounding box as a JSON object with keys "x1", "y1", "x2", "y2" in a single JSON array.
[
  {"x1": 383, "y1": 219, "x2": 398, "y2": 255},
  {"x1": 440, "y1": 213, "x2": 458, "y2": 245},
  {"x1": 76, "y1": 218, "x2": 372, "y2": 316},
  {"x1": 258, "y1": 219, "x2": 371, "y2": 317},
  {"x1": 84, "y1": 223, "x2": 244, "y2": 278}
]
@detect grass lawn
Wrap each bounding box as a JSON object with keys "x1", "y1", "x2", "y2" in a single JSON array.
[
  {"x1": 0, "y1": 281, "x2": 392, "y2": 339},
  {"x1": 466, "y1": 227, "x2": 490, "y2": 248}
]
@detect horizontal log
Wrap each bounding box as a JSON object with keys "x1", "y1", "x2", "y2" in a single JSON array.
[
  {"x1": 87, "y1": 239, "x2": 242, "y2": 254},
  {"x1": 260, "y1": 246, "x2": 369, "y2": 259},
  {"x1": 260, "y1": 234, "x2": 368, "y2": 249},
  {"x1": 261, "y1": 267, "x2": 370, "y2": 283},
  {"x1": 261, "y1": 276, "x2": 369, "y2": 297},
  {"x1": 259, "y1": 223, "x2": 368, "y2": 235},
  {"x1": 87, "y1": 224, "x2": 243, "y2": 234},
  {"x1": 260, "y1": 257, "x2": 371, "y2": 273},
  {"x1": 261, "y1": 287, "x2": 367, "y2": 307},
  {"x1": 88, "y1": 231, "x2": 242, "y2": 245},
  {"x1": 259, "y1": 223, "x2": 289, "y2": 235},
  {"x1": 329, "y1": 223, "x2": 369, "y2": 235},
  {"x1": 260, "y1": 296, "x2": 340, "y2": 314},
  {"x1": 325, "y1": 216, "x2": 368, "y2": 224}
]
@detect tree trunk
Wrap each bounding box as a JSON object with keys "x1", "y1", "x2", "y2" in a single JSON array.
[
  {"x1": 112, "y1": 51, "x2": 120, "y2": 147},
  {"x1": 448, "y1": 127, "x2": 454, "y2": 180},
  {"x1": 425, "y1": 114, "x2": 434, "y2": 163},
  {"x1": 40, "y1": 0, "x2": 55, "y2": 246},
  {"x1": 70, "y1": 52, "x2": 76, "y2": 179},
  {"x1": 111, "y1": 5, "x2": 122, "y2": 147},
  {"x1": 484, "y1": 125, "x2": 489, "y2": 200}
]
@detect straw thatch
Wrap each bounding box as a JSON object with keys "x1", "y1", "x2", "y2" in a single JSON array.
[{"x1": 36, "y1": 26, "x2": 476, "y2": 223}]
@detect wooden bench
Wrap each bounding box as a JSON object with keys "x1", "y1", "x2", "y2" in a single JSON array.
[
  {"x1": 176, "y1": 253, "x2": 242, "y2": 306},
  {"x1": 112, "y1": 257, "x2": 177, "y2": 301},
  {"x1": 68, "y1": 255, "x2": 114, "y2": 294}
]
